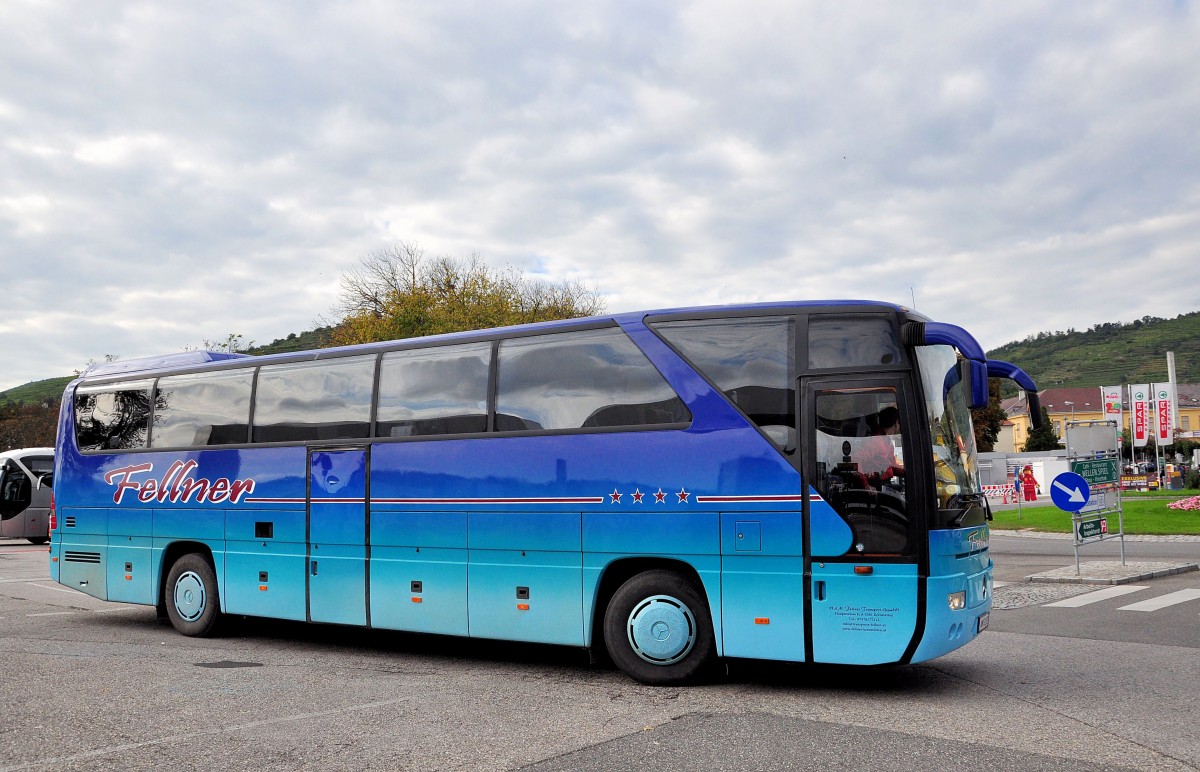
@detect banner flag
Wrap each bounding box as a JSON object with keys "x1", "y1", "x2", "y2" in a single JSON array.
[
  {"x1": 1131, "y1": 384, "x2": 1150, "y2": 448},
  {"x1": 1101, "y1": 385, "x2": 1123, "y2": 427},
  {"x1": 1153, "y1": 382, "x2": 1174, "y2": 445}
]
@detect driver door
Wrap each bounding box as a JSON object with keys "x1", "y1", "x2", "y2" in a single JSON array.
[{"x1": 804, "y1": 376, "x2": 920, "y2": 664}]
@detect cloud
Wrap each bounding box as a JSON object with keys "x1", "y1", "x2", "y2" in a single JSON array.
[{"x1": 1, "y1": 1, "x2": 1199, "y2": 390}]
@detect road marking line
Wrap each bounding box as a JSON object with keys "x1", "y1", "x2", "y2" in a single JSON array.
[
  {"x1": 26, "y1": 582, "x2": 81, "y2": 595},
  {"x1": 27, "y1": 611, "x2": 76, "y2": 617},
  {"x1": 993, "y1": 581, "x2": 1013, "y2": 588},
  {"x1": 1042, "y1": 585, "x2": 1148, "y2": 608},
  {"x1": 1117, "y1": 588, "x2": 1200, "y2": 612},
  {"x1": 0, "y1": 696, "x2": 412, "y2": 771}
]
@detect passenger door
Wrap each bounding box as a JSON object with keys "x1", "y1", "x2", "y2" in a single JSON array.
[
  {"x1": 308, "y1": 448, "x2": 369, "y2": 625},
  {"x1": 804, "y1": 376, "x2": 920, "y2": 664}
]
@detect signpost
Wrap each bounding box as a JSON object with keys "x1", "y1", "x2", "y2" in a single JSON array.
[
  {"x1": 1063, "y1": 419, "x2": 1125, "y2": 574},
  {"x1": 1050, "y1": 471, "x2": 1090, "y2": 513},
  {"x1": 1070, "y1": 458, "x2": 1119, "y2": 488},
  {"x1": 1077, "y1": 518, "x2": 1108, "y2": 540}
]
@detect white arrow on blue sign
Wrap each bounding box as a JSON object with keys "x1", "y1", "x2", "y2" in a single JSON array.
[{"x1": 1050, "y1": 471, "x2": 1091, "y2": 513}]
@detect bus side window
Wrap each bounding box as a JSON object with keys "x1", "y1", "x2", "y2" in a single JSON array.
[
  {"x1": 0, "y1": 467, "x2": 32, "y2": 515},
  {"x1": 152, "y1": 369, "x2": 254, "y2": 447},
  {"x1": 253, "y1": 357, "x2": 375, "y2": 443},
  {"x1": 651, "y1": 316, "x2": 795, "y2": 449},
  {"x1": 377, "y1": 343, "x2": 491, "y2": 437},
  {"x1": 75, "y1": 382, "x2": 154, "y2": 452},
  {"x1": 495, "y1": 327, "x2": 688, "y2": 432},
  {"x1": 808, "y1": 317, "x2": 901, "y2": 369}
]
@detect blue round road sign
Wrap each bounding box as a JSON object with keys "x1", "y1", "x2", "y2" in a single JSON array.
[{"x1": 1050, "y1": 471, "x2": 1091, "y2": 512}]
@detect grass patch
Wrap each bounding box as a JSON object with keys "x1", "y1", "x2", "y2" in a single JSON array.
[
  {"x1": 992, "y1": 495, "x2": 1200, "y2": 535},
  {"x1": 1120, "y1": 488, "x2": 1200, "y2": 498}
]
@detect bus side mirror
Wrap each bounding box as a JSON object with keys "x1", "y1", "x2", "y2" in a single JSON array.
[
  {"x1": 1027, "y1": 391, "x2": 1044, "y2": 430},
  {"x1": 961, "y1": 359, "x2": 989, "y2": 409}
]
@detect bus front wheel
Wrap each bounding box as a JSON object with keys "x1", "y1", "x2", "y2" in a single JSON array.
[
  {"x1": 165, "y1": 554, "x2": 222, "y2": 637},
  {"x1": 603, "y1": 570, "x2": 716, "y2": 685}
]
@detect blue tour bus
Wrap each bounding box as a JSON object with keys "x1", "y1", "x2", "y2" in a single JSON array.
[{"x1": 46, "y1": 301, "x2": 1041, "y2": 684}]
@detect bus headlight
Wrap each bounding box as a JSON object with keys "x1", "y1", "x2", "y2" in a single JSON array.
[{"x1": 948, "y1": 591, "x2": 966, "y2": 611}]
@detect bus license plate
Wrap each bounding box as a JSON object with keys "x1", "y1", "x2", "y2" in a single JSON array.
[{"x1": 977, "y1": 612, "x2": 989, "y2": 633}]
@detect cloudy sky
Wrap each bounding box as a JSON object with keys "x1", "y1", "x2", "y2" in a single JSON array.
[{"x1": 1, "y1": 1, "x2": 1197, "y2": 391}]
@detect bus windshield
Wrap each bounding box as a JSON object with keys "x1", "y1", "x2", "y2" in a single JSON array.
[{"x1": 916, "y1": 345, "x2": 985, "y2": 527}]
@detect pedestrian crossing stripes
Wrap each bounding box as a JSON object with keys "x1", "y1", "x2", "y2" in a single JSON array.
[
  {"x1": 1116, "y1": 588, "x2": 1200, "y2": 612},
  {"x1": 1042, "y1": 586, "x2": 1148, "y2": 608},
  {"x1": 993, "y1": 582, "x2": 1200, "y2": 611}
]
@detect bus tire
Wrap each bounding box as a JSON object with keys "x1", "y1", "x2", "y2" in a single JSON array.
[
  {"x1": 603, "y1": 570, "x2": 715, "y2": 685},
  {"x1": 165, "y1": 553, "x2": 222, "y2": 637},
  {"x1": 27, "y1": 536, "x2": 48, "y2": 545}
]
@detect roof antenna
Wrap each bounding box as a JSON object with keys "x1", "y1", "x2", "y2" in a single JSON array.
[{"x1": 910, "y1": 286, "x2": 917, "y2": 309}]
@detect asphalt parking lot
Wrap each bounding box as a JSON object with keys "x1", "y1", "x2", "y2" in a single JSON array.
[{"x1": 3, "y1": 541, "x2": 1197, "y2": 771}]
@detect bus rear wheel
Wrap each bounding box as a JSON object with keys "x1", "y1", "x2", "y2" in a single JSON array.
[
  {"x1": 165, "y1": 553, "x2": 222, "y2": 637},
  {"x1": 603, "y1": 570, "x2": 715, "y2": 685}
]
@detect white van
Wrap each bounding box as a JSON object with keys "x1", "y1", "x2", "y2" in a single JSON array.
[{"x1": 0, "y1": 448, "x2": 54, "y2": 544}]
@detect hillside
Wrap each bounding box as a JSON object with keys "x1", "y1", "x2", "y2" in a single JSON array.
[
  {"x1": 986, "y1": 311, "x2": 1200, "y2": 388},
  {"x1": 0, "y1": 376, "x2": 74, "y2": 406}
]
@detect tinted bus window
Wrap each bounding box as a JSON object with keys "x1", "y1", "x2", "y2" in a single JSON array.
[
  {"x1": 75, "y1": 381, "x2": 154, "y2": 451},
  {"x1": 377, "y1": 342, "x2": 491, "y2": 438},
  {"x1": 253, "y1": 357, "x2": 375, "y2": 443},
  {"x1": 808, "y1": 317, "x2": 901, "y2": 369},
  {"x1": 152, "y1": 369, "x2": 254, "y2": 448},
  {"x1": 652, "y1": 316, "x2": 795, "y2": 447},
  {"x1": 496, "y1": 327, "x2": 688, "y2": 432}
]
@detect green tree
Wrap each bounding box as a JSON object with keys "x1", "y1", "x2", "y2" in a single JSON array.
[
  {"x1": 0, "y1": 400, "x2": 59, "y2": 451},
  {"x1": 331, "y1": 242, "x2": 605, "y2": 345},
  {"x1": 1021, "y1": 407, "x2": 1062, "y2": 452},
  {"x1": 971, "y1": 379, "x2": 1007, "y2": 452}
]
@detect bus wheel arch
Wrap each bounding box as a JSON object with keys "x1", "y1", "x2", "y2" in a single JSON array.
[
  {"x1": 160, "y1": 544, "x2": 222, "y2": 637},
  {"x1": 594, "y1": 561, "x2": 717, "y2": 685}
]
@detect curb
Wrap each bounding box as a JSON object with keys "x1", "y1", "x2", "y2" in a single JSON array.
[
  {"x1": 1025, "y1": 561, "x2": 1200, "y2": 585},
  {"x1": 992, "y1": 528, "x2": 1200, "y2": 542}
]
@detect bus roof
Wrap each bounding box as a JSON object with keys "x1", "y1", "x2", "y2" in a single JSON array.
[{"x1": 74, "y1": 300, "x2": 914, "y2": 383}]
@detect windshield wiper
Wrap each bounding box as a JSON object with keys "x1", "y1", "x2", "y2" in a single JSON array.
[{"x1": 948, "y1": 492, "x2": 988, "y2": 527}]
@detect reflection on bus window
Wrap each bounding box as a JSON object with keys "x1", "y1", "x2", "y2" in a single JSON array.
[
  {"x1": 916, "y1": 346, "x2": 983, "y2": 518},
  {"x1": 652, "y1": 316, "x2": 794, "y2": 449},
  {"x1": 496, "y1": 327, "x2": 689, "y2": 432},
  {"x1": 152, "y1": 369, "x2": 253, "y2": 447},
  {"x1": 75, "y1": 381, "x2": 154, "y2": 451},
  {"x1": 809, "y1": 317, "x2": 901, "y2": 369},
  {"x1": 377, "y1": 343, "x2": 491, "y2": 437},
  {"x1": 253, "y1": 357, "x2": 375, "y2": 442}
]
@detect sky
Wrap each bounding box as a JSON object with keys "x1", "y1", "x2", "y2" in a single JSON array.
[{"x1": 2, "y1": 1, "x2": 1198, "y2": 391}]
